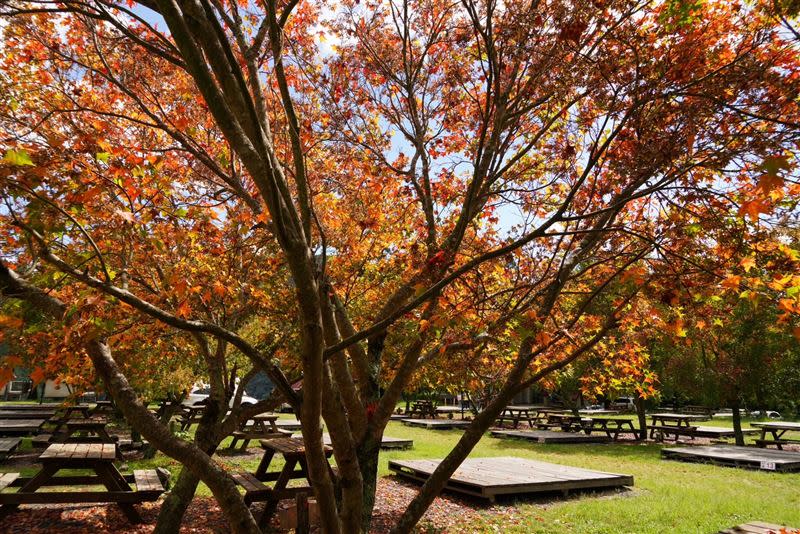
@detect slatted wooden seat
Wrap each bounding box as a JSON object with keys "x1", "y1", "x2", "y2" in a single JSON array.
[
  {"x1": 233, "y1": 472, "x2": 272, "y2": 505},
  {"x1": 0, "y1": 473, "x2": 19, "y2": 491},
  {"x1": 0, "y1": 438, "x2": 22, "y2": 459},
  {"x1": 650, "y1": 425, "x2": 697, "y2": 440},
  {"x1": 133, "y1": 469, "x2": 165, "y2": 496}
]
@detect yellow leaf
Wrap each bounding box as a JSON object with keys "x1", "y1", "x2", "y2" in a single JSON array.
[{"x1": 740, "y1": 256, "x2": 756, "y2": 273}]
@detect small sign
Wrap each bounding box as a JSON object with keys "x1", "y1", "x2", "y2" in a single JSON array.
[{"x1": 760, "y1": 461, "x2": 777, "y2": 471}]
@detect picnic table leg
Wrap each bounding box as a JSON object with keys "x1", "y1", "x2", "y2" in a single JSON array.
[
  {"x1": 228, "y1": 436, "x2": 240, "y2": 450},
  {"x1": 239, "y1": 438, "x2": 251, "y2": 452},
  {"x1": 258, "y1": 458, "x2": 297, "y2": 527},
  {"x1": 0, "y1": 463, "x2": 60, "y2": 520},
  {"x1": 95, "y1": 464, "x2": 141, "y2": 523},
  {"x1": 255, "y1": 449, "x2": 275, "y2": 481}
]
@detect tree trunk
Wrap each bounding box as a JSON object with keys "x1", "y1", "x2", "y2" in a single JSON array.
[
  {"x1": 635, "y1": 397, "x2": 647, "y2": 441},
  {"x1": 390, "y1": 354, "x2": 531, "y2": 534},
  {"x1": 357, "y1": 436, "x2": 381, "y2": 532},
  {"x1": 732, "y1": 398, "x2": 745, "y2": 446}
]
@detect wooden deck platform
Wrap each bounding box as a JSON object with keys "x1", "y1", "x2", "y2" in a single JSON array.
[
  {"x1": 401, "y1": 419, "x2": 471, "y2": 430},
  {"x1": 720, "y1": 521, "x2": 799, "y2": 533},
  {"x1": 491, "y1": 429, "x2": 610, "y2": 444},
  {"x1": 662, "y1": 445, "x2": 800, "y2": 472},
  {"x1": 389, "y1": 457, "x2": 633, "y2": 502},
  {"x1": 691, "y1": 426, "x2": 759, "y2": 438}
]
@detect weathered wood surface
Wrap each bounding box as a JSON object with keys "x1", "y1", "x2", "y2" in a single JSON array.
[
  {"x1": 0, "y1": 437, "x2": 22, "y2": 458},
  {"x1": 491, "y1": 429, "x2": 611, "y2": 444},
  {"x1": 389, "y1": 457, "x2": 633, "y2": 501},
  {"x1": 720, "y1": 521, "x2": 799, "y2": 533},
  {"x1": 0, "y1": 419, "x2": 46, "y2": 435},
  {"x1": 0, "y1": 405, "x2": 61, "y2": 412},
  {"x1": 751, "y1": 422, "x2": 800, "y2": 432},
  {"x1": 291, "y1": 433, "x2": 413, "y2": 450},
  {"x1": 0, "y1": 410, "x2": 58, "y2": 419},
  {"x1": 401, "y1": 419, "x2": 471, "y2": 430},
  {"x1": 691, "y1": 426, "x2": 759, "y2": 438},
  {"x1": 273, "y1": 419, "x2": 303, "y2": 431},
  {"x1": 662, "y1": 445, "x2": 800, "y2": 472}
]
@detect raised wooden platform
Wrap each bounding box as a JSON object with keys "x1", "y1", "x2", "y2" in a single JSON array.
[
  {"x1": 691, "y1": 426, "x2": 759, "y2": 439},
  {"x1": 720, "y1": 521, "x2": 799, "y2": 533},
  {"x1": 389, "y1": 457, "x2": 633, "y2": 502},
  {"x1": 491, "y1": 429, "x2": 610, "y2": 444},
  {"x1": 401, "y1": 419, "x2": 471, "y2": 430},
  {"x1": 662, "y1": 445, "x2": 800, "y2": 472}
]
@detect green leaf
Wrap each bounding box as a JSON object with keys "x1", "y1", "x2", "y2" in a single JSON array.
[
  {"x1": 3, "y1": 149, "x2": 34, "y2": 166},
  {"x1": 96, "y1": 152, "x2": 110, "y2": 163},
  {"x1": 175, "y1": 207, "x2": 188, "y2": 218}
]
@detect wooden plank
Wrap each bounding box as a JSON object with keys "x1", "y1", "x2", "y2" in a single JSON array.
[
  {"x1": 0, "y1": 437, "x2": 21, "y2": 454},
  {"x1": 720, "y1": 521, "x2": 799, "y2": 533},
  {"x1": 0, "y1": 472, "x2": 20, "y2": 491},
  {"x1": 492, "y1": 430, "x2": 610, "y2": 444},
  {"x1": 389, "y1": 457, "x2": 633, "y2": 501},
  {"x1": 133, "y1": 470, "x2": 164, "y2": 493},
  {"x1": 662, "y1": 445, "x2": 800, "y2": 472},
  {"x1": 401, "y1": 419, "x2": 471, "y2": 430}
]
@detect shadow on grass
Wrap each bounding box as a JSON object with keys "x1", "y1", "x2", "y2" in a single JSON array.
[{"x1": 486, "y1": 434, "x2": 663, "y2": 461}]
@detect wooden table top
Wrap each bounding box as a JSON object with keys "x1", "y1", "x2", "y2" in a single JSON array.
[
  {"x1": 40, "y1": 443, "x2": 116, "y2": 461},
  {"x1": 260, "y1": 437, "x2": 332, "y2": 455},
  {"x1": 65, "y1": 418, "x2": 109, "y2": 428},
  {"x1": 0, "y1": 418, "x2": 46, "y2": 428},
  {"x1": 650, "y1": 413, "x2": 707, "y2": 420},
  {"x1": 751, "y1": 421, "x2": 800, "y2": 430}
]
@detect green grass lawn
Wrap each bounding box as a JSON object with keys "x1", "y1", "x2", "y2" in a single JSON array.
[{"x1": 3, "y1": 412, "x2": 800, "y2": 533}]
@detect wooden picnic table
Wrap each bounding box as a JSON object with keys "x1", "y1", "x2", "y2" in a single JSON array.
[
  {"x1": 0, "y1": 404, "x2": 61, "y2": 413},
  {"x1": 0, "y1": 418, "x2": 46, "y2": 436},
  {"x1": 496, "y1": 406, "x2": 543, "y2": 429},
  {"x1": 536, "y1": 413, "x2": 586, "y2": 432},
  {"x1": 752, "y1": 421, "x2": 800, "y2": 450},
  {"x1": 649, "y1": 413, "x2": 706, "y2": 439},
  {"x1": 406, "y1": 400, "x2": 436, "y2": 419},
  {"x1": 90, "y1": 400, "x2": 116, "y2": 417},
  {"x1": 229, "y1": 414, "x2": 282, "y2": 451},
  {"x1": 582, "y1": 417, "x2": 637, "y2": 440},
  {"x1": 0, "y1": 443, "x2": 164, "y2": 523},
  {"x1": 179, "y1": 405, "x2": 206, "y2": 430},
  {"x1": 246, "y1": 437, "x2": 334, "y2": 526}
]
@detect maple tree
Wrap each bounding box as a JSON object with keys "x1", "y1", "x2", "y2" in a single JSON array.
[{"x1": 1, "y1": 1, "x2": 800, "y2": 533}]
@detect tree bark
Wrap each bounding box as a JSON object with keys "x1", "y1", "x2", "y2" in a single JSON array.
[
  {"x1": 635, "y1": 397, "x2": 648, "y2": 441},
  {"x1": 732, "y1": 398, "x2": 745, "y2": 446}
]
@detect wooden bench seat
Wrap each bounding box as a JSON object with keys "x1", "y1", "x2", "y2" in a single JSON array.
[
  {"x1": 651, "y1": 425, "x2": 697, "y2": 440},
  {"x1": 133, "y1": 469, "x2": 165, "y2": 495},
  {"x1": 0, "y1": 438, "x2": 22, "y2": 459},
  {"x1": 233, "y1": 472, "x2": 272, "y2": 505},
  {"x1": 0, "y1": 473, "x2": 19, "y2": 491}
]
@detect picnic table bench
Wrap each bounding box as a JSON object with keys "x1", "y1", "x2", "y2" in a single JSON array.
[
  {"x1": 752, "y1": 422, "x2": 800, "y2": 450},
  {"x1": 0, "y1": 410, "x2": 58, "y2": 419},
  {"x1": 537, "y1": 413, "x2": 587, "y2": 432},
  {"x1": 496, "y1": 406, "x2": 540, "y2": 428},
  {"x1": 649, "y1": 413, "x2": 706, "y2": 440},
  {"x1": 0, "y1": 418, "x2": 46, "y2": 436},
  {"x1": 233, "y1": 437, "x2": 335, "y2": 527},
  {"x1": 0, "y1": 438, "x2": 22, "y2": 460},
  {"x1": 228, "y1": 414, "x2": 282, "y2": 451},
  {"x1": 406, "y1": 400, "x2": 436, "y2": 419},
  {"x1": 0, "y1": 443, "x2": 164, "y2": 523}
]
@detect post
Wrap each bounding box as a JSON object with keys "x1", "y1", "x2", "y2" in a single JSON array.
[{"x1": 296, "y1": 492, "x2": 309, "y2": 534}]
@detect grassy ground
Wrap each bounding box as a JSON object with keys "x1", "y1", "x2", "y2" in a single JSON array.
[{"x1": 3, "y1": 411, "x2": 799, "y2": 533}]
